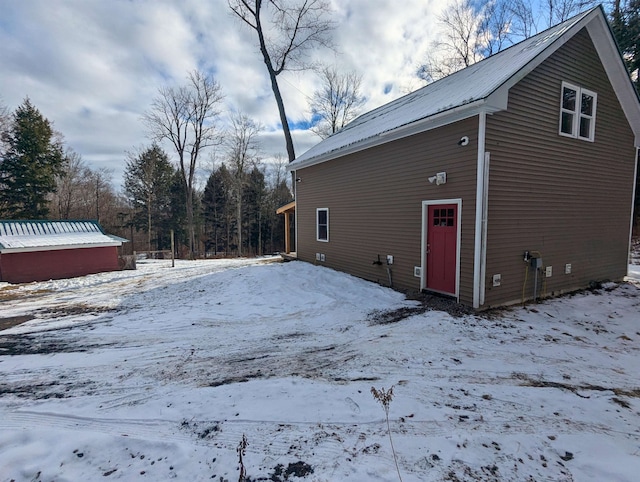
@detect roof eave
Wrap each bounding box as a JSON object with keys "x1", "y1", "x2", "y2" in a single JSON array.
[
  {"x1": 290, "y1": 100, "x2": 494, "y2": 171},
  {"x1": 0, "y1": 242, "x2": 122, "y2": 254}
]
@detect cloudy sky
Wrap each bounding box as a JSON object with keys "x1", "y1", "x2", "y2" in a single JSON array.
[{"x1": 0, "y1": 0, "x2": 448, "y2": 188}]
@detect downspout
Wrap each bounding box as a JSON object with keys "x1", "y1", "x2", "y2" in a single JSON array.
[{"x1": 473, "y1": 112, "x2": 488, "y2": 308}]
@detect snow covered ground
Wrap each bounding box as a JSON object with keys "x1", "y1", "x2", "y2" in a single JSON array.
[{"x1": 1, "y1": 257, "x2": 639, "y2": 481}]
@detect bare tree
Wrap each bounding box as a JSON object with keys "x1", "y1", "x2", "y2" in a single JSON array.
[
  {"x1": 0, "y1": 98, "x2": 10, "y2": 157},
  {"x1": 228, "y1": 0, "x2": 334, "y2": 161},
  {"x1": 143, "y1": 70, "x2": 224, "y2": 258},
  {"x1": 417, "y1": 0, "x2": 596, "y2": 84},
  {"x1": 417, "y1": 0, "x2": 489, "y2": 83},
  {"x1": 508, "y1": 0, "x2": 537, "y2": 39},
  {"x1": 508, "y1": 0, "x2": 596, "y2": 40},
  {"x1": 480, "y1": 0, "x2": 512, "y2": 56},
  {"x1": 309, "y1": 66, "x2": 366, "y2": 139},
  {"x1": 50, "y1": 149, "x2": 86, "y2": 219},
  {"x1": 224, "y1": 112, "x2": 262, "y2": 256}
]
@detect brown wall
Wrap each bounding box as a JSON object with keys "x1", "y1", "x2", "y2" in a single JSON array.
[
  {"x1": 483, "y1": 28, "x2": 637, "y2": 307},
  {"x1": 0, "y1": 246, "x2": 120, "y2": 283},
  {"x1": 295, "y1": 117, "x2": 479, "y2": 304}
]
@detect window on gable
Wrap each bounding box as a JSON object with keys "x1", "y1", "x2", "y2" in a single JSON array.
[
  {"x1": 316, "y1": 208, "x2": 329, "y2": 242},
  {"x1": 559, "y1": 82, "x2": 597, "y2": 141}
]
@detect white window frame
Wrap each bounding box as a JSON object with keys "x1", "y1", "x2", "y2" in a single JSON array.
[
  {"x1": 559, "y1": 81, "x2": 597, "y2": 142},
  {"x1": 316, "y1": 208, "x2": 329, "y2": 242}
]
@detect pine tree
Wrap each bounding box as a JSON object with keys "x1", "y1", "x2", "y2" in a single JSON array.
[
  {"x1": 203, "y1": 165, "x2": 234, "y2": 255},
  {"x1": 610, "y1": 1, "x2": 640, "y2": 230},
  {"x1": 611, "y1": 0, "x2": 640, "y2": 93},
  {"x1": 123, "y1": 144, "x2": 174, "y2": 252},
  {"x1": 0, "y1": 99, "x2": 64, "y2": 219},
  {"x1": 244, "y1": 167, "x2": 266, "y2": 255}
]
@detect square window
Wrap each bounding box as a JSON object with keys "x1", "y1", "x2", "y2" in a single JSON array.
[
  {"x1": 559, "y1": 82, "x2": 596, "y2": 141},
  {"x1": 316, "y1": 208, "x2": 329, "y2": 242}
]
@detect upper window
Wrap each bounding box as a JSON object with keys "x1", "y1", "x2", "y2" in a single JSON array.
[
  {"x1": 316, "y1": 208, "x2": 329, "y2": 242},
  {"x1": 559, "y1": 82, "x2": 597, "y2": 142}
]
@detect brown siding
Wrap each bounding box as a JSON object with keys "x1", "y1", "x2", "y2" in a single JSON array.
[
  {"x1": 484, "y1": 28, "x2": 636, "y2": 307},
  {"x1": 295, "y1": 117, "x2": 479, "y2": 304}
]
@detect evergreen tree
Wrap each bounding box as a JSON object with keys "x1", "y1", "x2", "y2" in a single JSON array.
[
  {"x1": 0, "y1": 99, "x2": 64, "y2": 218},
  {"x1": 244, "y1": 167, "x2": 266, "y2": 255},
  {"x1": 610, "y1": 0, "x2": 640, "y2": 93},
  {"x1": 123, "y1": 144, "x2": 174, "y2": 252},
  {"x1": 610, "y1": 0, "x2": 640, "y2": 230},
  {"x1": 167, "y1": 169, "x2": 189, "y2": 254},
  {"x1": 203, "y1": 164, "x2": 234, "y2": 255}
]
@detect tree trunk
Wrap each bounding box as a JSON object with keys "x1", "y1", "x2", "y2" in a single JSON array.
[
  {"x1": 236, "y1": 188, "x2": 243, "y2": 257},
  {"x1": 147, "y1": 192, "x2": 152, "y2": 253},
  {"x1": 186, "y1": 194, "x2": 195, "y2": 259},
  {"x1": 266, "y1": 68, "x2": 296, "y2": 162}
]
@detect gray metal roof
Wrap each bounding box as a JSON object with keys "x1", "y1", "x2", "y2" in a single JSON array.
[
  {"x1": 291, "y1": 6, "x2": 640, "y2": 170},
  {"x1": 0, "y1": 220, "x2": 124, "y2": 252}
]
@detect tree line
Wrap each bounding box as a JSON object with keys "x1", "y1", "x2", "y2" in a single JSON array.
[{"x1": 0, "y1": 97, "x2": 294, "y2": 257}]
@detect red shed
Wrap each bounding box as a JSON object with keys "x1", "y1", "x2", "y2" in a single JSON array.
[{"x1": 0, "y1": 220, "x2": 126, "y2": 284}]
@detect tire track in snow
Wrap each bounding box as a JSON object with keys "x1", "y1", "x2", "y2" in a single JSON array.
[{"x1": 2, "y1": 411, "x2": 193, "y2": 443}]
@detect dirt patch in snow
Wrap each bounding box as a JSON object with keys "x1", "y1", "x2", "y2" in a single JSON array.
[
  {"x1": 0, "y1": 379, "x2": 96, "y2": 399},
  {"x1": 0, "y1": 333, "x2": 113, "y2": 356},
  {"x1": 37, "y1": 303, "x2": 117, "y2": 318},
  {"x1": 369, "y1": 292, "x2": 480, "y2": 325},
  {"x1": 0, "y1": 315, "x2": 35, "y2": 331}
]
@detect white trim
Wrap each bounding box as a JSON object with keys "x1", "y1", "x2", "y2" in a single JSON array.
[
  {"x1": 579, "y1": 87, "x2": 597, "y2": 141},
  {"x1": 479, "y1": 152, "x2": 491, "y2": 306},
  {"x1": 293, "y1": 170, "x2": 298, "y2": 253},
  {"x1": 629, "y1": 148, "x2": 639, "y2": 271},
  {"x1": 316, "y1": 207, "x2": 329, "y2": 242},
  {"x1": 421, "y1": 198, "x2": 462, "y2": 301},
  {"x1": 473, "y1": 112, "x2": 488, "y2": 308},
  {"x1": 559, "y1": 81, "x2": 597, "y2": 141},
  {"x1": 0, "y1": 242, "x2": 121, "y2": 254}
]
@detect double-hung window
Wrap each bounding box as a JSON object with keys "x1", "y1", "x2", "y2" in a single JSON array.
[
  {"x1": 559, "y1": 81, "x2": 597, "y2": 141},
  {"x1": 316, "y1": 208, "x2": 329, "y2": 242}
]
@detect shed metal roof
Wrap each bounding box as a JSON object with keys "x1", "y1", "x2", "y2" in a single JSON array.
[
  {"x1": 0, "y1": 220, "x2": 124, "y2": 253},
  {"x1": 290, "y1": 6, "x2": 640, "y2": 170}
]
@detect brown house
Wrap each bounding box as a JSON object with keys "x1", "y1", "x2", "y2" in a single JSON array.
[
  {"x1": 288, "y1": 7, "x2": 640, "y2": 309},
  {"x1": 0, "y1": 220, "x2": 126, "y2": 283}
]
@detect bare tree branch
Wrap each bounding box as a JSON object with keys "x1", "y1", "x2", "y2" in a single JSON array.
[
  {"x1": 143, "y1": 70, "x2": 224, "y2": 258},
  {"x1": 228, "y1": 0, "x2": 335, "y2": 161},
  {"x1": 309, "y1": 66, "x2": 366, "y2": 139}
]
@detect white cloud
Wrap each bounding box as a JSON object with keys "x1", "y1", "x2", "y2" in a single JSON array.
[{"x1": 0, "y1": 0, "x2": 449, "y2": 190}]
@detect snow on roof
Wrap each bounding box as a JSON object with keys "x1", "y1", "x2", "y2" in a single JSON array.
[
  {"x1": 290, "y1": 7, "x2": 598, "y2": 169},
  {"x1": 0, "y1": 220, "x2": 123, "y2": 252}
]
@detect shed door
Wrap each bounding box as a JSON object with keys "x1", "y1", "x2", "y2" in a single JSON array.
[{"x1": 426, "y1": 204, "x2": 458, "y2": 294}]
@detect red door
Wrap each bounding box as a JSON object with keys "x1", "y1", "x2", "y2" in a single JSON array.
[{"x1": 426, "y1": 204, "x2": 458, "y2": 294}]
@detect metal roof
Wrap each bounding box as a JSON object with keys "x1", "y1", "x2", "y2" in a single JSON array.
[
  {"x1": 0, "y1": 220, "x2": 124, "y2": 253},
  {"x1": 290, "y1": 6, "x2": 640, "y2": 170}
]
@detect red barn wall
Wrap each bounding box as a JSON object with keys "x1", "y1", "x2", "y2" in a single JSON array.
[{"x1": 0, "y1": 246, "x2": 120, "y2": 283}]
